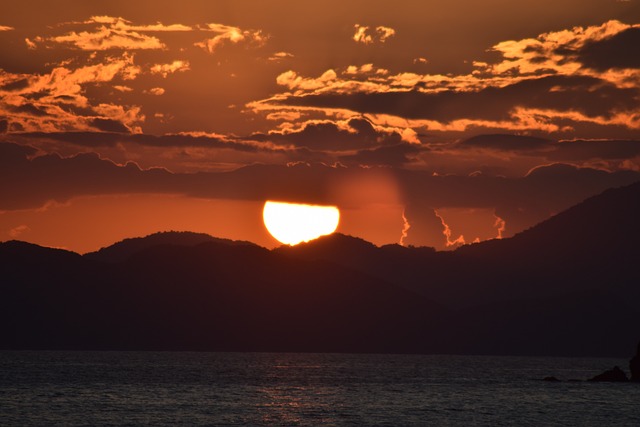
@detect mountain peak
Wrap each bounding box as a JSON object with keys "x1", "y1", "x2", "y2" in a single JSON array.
[{"x1": 457, "y1": 180, "x2": 640, "y2": 258}]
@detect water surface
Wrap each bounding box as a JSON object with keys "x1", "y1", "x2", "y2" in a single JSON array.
[{"x1": 1, "y1": 351, "x2": 638, "y2": 425}]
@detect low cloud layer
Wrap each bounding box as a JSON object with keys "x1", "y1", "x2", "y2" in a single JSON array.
[{"x1": 3, "y1": 141, "x2": 638, "y2": 249}]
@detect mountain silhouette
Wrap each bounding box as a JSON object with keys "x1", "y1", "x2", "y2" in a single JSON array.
[
  {"x1": 275, "y1": 181, "x2": 640, "y2": 355},
  {"x1": 0, "y1": 181, "x2": 638, "y2": 355},
  {"x1": 0, "y1": 236, "x2": 448, "y2": 353},
  {"x1": 85, "y1": 231, "x2": 256, "y2": 263}
]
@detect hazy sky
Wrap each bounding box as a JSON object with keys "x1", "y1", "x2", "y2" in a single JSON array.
[{"x1": 1, "y1": 0, "x2": 639, "y2": 251}]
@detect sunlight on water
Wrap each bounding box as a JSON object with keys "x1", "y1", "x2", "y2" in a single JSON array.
[{"x1": 1, "y1": 352, "x2": 638, "y2": 426}]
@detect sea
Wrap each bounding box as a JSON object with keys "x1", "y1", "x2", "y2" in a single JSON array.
[{"x1": 1, "y1": 351, "x2": 638, "y2": 426}]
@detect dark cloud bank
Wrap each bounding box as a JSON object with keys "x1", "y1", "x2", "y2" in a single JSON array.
[{"x1": 2, "y1": 141, "x2": 639, "y2": 248}]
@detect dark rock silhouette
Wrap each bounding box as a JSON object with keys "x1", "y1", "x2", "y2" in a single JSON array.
[
  {"x1": 630, "y1": 341, "x2": 640, "y2": 382},
  {"x1": 588, "y1": 366, "x2": 628, "y2": 382},
  {"x1": 543, "y1": 376, "x2": 560, "y2": 382}
]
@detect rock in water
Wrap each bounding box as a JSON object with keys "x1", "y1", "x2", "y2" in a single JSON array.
[
  {"x1": 588, "y1": 366, "x2": 629, "y2": 382},
  {"x1": 630, "y1": 341, "x2": 640, "y2": 382}
]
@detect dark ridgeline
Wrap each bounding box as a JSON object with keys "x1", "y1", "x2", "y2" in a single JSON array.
[
  {"x1": 0, "y1": 181, "x2": 639, "y2": 355},
  {"x1": 84, "y1": 231, "x2": 256, "y2": 263}
]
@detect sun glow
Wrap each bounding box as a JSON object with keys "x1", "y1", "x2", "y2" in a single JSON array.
[{"x1": 263, "y1": 201, "x2": 340, "y2": 245}]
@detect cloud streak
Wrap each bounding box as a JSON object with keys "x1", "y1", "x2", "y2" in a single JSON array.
[
  {"x1": 195, "y1": 23, "x2": 267, "y2": 53},
  {"x1": 150, "y1": 60, "x2": 190, "y2": 77}
]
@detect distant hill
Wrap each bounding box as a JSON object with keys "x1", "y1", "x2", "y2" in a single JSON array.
[
  {"x1": 85, "y1": 231, "x2": 255, "y2": 263},
  {"x1": 0, "y1": 182, "x2": 638, "y2": 356}
]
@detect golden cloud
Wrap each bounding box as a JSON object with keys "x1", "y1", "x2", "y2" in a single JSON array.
[
  {"x1": 86, "y1": 16, "x2": 192, "y2": 32},
  {"x1": 268, "y1": 52, "x2": 294, "y2": 62},
  {"x1": 150, "y1": 60, "x2": 190, "y2": 77},
  {"x1": 195, "y1": 23, "x2": 267, "y2": 53},
  {"x1": 353, "y1": 24, "x2": 396, "y2": 44},
  {"x1": 29, "y1": 15, "x2": 197, "y2": 51},
  {"x1": 0, "y1": 53, "x2": 144, "y2": 133},
  {"x1": 51, "y1": 27, "x2": 165, "y2": 51},
  {"x1": 146, "y1": 87, "x2": 165, "y2": 96}
]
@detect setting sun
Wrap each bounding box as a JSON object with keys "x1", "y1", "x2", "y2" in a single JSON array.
[{"x1": 263, "y1": 201, "x2": 340, "y2": 245}]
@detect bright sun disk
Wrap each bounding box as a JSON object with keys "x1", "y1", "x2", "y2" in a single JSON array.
[{"x1": 263, "y1": 201, "x2": 340, "y2": 245}]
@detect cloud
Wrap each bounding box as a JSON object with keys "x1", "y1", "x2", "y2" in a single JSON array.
[
  {"x1": 452, "y1": 134, "x2": 640, "y2": 172},
  {"x1": 50, "y1": 27, "x2": 165, "y2": 51},
  {"x1": 549, "y1": 139, "x2": 640, "y2": 161},
  {"x1": 577, "y1": 27, "x2": 640, "y2": 71},
  {"x1": 353, "y1": 25, "x2": 396, "y2": 44},
  {"x1": 249, "y1": 117, "x2": 400, "y2": 150},
  {"x1": 339, "y1": 143, "x2": 423, "y2": 167},
  {"x1": 376, "y1": 26, "x2": 396, "y2": 42},
  {"x1": 3, "y1": 140, "x2": 639, "y2": 248},
  {"x1": 1, "y1": 129, "x2": 322, "y2": 173},
  {"x1": 459, "y1": 134, "x2": 552, "y2": 152},
  {"x1": 275, "y1": 69, "x2": 338, "y2": 91},
  {"x1": 434, "y1": 210, "x2": 466, "y2": 247},
  {"x1": 4, "y1": 139, "x2": 637, "y2": 231},
  {"x1": 0, "y1": 25, "x2": 14, "y2": 31},
  {"x1": 268, "y1": 52, "x2": 294, "y2": 62},
  {"x1": 86, "y1": 16, "x2": 192, "y2": 32},
  {"x1": 146, "y1": 87, "x2": 165, "y2": 96},
  {"x1": 264, "y1": 73, "x2": 639, "y2": 136},
  {"x1": 0, "y1": 53, "x2": 144, "y2": 133},
  {"x1": 8, "y1": 225, "x2": 31, "y2": 238},
  {"x1": 485, "y1": 20, "x2": 640, "y2": 87},
  {"x1": 150, "y1": 60, "x2": 190, "y2": 77},
  {"x1": 246, "y1": 117, "x2": 421, "y2": 159},
  {"x1": 89, "y1": 118, "x2": 130, "y2": 133},
  {"x1": 344, "y1": 64, "x2": 385, "y2": 75},
  {"x1": 195, "y1": 23, "x2": 267, "y2": 53},
  {"x1": 29, "y1": 16, "x2": 195, "y2": 51},
  {"x1": 250, "y1": 19, "x2": 639, "y2": 146},
  {"x1": 113, "y1": 85, "x2": 133, "y2": 92}
]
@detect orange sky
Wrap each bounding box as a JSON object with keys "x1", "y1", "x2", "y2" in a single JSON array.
[{"x1": 1, "y1": 0, "x2": 639, "y2": 252}]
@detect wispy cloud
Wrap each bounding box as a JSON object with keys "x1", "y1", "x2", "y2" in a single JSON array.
[
  {"x1": 8, "y1": 224, "x2": 30, "y2": 238},
  {"x1": 86, "y1": 16, "x2": 192, "y2": 32},
  {"x1": 195, "y1": 23, "x2": 267, "y2": 53},
  {"x1": 47, "y1": 20, "x2": 169, "y2": 50},
  {"x1": 150, "y1": 60, "x2": 190, "y2": 77},
  {"x1": 268, "y1": 52, "x2": 294, "y2": 62}
]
